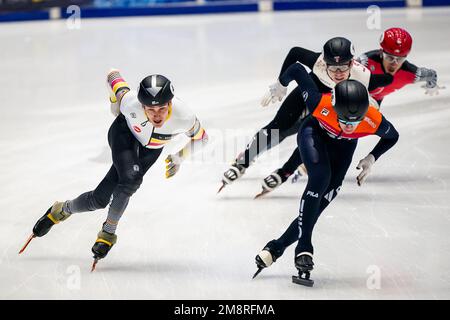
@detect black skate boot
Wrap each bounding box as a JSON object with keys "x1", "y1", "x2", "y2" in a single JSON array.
[
  {"x1": 218, "y1": 158, "x2": 247, "y2": 193},
  {"x1": 252, "y1": 240, "x2": 285, "y2": 279},
  {"x1": 255, "y1": 168, "x2": 290, "y2": 199},
  {"x1": 19, "y1": 201, "x2": 71, "y2": 254},
  {"x1": 91, "y1": 230, "x2": 117, "y2": 272},
  {"x1": 291, "y1": 164, "x2": 308, "y2": 184},
  {"x1": 292, "y1": 252, "x2": 314, "y2": 287}
]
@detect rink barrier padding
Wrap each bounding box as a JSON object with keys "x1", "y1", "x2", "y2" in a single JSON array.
[
  {"x1": 274, "y1": 0, "x2": 405, "y2": 11},
  {"x1": 0, "y1": 10, "x2": 49, "y2": 22},
  {"x1": 2, "y1": 0, "x2": 450, "y2": 22},
  {"x1": 422, "y1": 0, "x2": 450, "y2": 5},
  {"x1": 59, "y1": 3, "x2": 258, "y2": 19}
]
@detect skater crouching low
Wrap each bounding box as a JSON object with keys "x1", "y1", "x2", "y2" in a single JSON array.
[
  {"x1": 20, "y1": 70, "x2": 208, "y2": 271},
  {"x1": 254, "y1": 62, "x2": 399, "y2": 286}
]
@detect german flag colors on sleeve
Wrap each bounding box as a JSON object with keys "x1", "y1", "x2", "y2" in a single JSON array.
[{"x1": 107, "y1": 69, "x2": 130, "y2": 100}]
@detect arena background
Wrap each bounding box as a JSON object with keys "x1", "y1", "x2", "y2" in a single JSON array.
[{"x1": 1, "y1": 0, "x2": 450, "y2": 21}]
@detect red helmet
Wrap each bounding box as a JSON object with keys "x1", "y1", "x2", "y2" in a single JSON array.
[{"x1": 380, "y1": 27, "x2": 412, "y2": 57}]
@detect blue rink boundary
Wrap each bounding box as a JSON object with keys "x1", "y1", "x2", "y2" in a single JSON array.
[{"x1": 1, "y1": 0, "x2": 450, "y2": 22}]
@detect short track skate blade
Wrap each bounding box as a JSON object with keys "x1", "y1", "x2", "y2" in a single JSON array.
[
  {"x1": 254, "y1": 189, "x2": 270, "y2": 199},
  {"x1": 217, "y1": 182, "x2": 226, "y2": 194},
  {"x1": 19, "y1": 234, "x2": 36, "y2": 254},
  {"x1": 91, "y1": 258, "x2": 99, "y2": 272},
  {"x1": 292, "y1": 275, "x2": 314, "y2": 287},
  {"x1": 252, "y1": 267, "x2": 264, "y2": 279}
]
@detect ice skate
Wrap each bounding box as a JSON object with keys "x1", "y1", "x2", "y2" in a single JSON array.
[
  {"x1": 255, "y1": 168, "x2": 289, "y2": 199},
  {"x1": 91, "y1": 230, "x2": 117, "y2": 272},
  {"x1": 292, "y1": 252, "x2": 314, "y2": 287},
  {"x1": 291, "y1": 164, "x2": 308, "y2": 184},
  {"x1": 253, "y1": 240, "x2": 285, "y2": 279},
  {"x1": 19, "y1": 201, "x2": 71, "y2": 254},
  {"x1": 218, "y1": 160, "x2": 247, "y2": 193}
]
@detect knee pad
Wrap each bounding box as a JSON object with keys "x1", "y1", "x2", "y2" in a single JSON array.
[{"x1": 118, "y1": 167, "x2": 143, "y2": 196}]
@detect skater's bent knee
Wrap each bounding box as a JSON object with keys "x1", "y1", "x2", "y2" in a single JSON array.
[{"x1": 118, "y1": 168, "x2": 143, "y2": 195}]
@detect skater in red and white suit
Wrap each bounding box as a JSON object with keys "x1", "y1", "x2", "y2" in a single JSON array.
[{"x1": 358, "y1": 27, "x2": 443, "y2": 106}]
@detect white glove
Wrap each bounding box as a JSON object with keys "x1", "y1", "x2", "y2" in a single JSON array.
[
  {"x1": 260, "y1": 80, "x2": 287, "y2": 107},
  {"x1": 165, "y1": 153, "x2": 183, "y2": 179},
  {"x1": 356, "y1": 154, "x2": 375, "y2": 186}
]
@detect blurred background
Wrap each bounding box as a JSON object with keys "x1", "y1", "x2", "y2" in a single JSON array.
[{"x1": 2, "y1": 0, "x2": 450, "y2": 22}]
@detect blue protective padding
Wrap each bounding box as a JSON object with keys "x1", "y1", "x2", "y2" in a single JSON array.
[
  {"x1": 0, "y1": 10, "x2": 49, "y2": 22},
  {"x1": 273, "y1": 0, "x2": 406, "y2": 11},
  {"x1": 422, "y1": 0, "x2": 450, "y2": 6},
  {"x1": 60, "y1": 3, "x2": 258, "y2": 18}
]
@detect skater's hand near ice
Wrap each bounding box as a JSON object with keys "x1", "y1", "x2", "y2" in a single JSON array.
[
  {"x1": 419, "y1": 68, "x2": 445, "y2": 96},
  {"x1": 261, "y1": 80, "x2": 287, "y2": 107},
  {"x1": 422, "y1": 82, "x2": 445, "y2": 96},
  {"x1": 356, "y1": 154, "x2": 375, "y2": 186},
  {"x1": 165, "y1": 154, "x2": 182, "y2": 178}
]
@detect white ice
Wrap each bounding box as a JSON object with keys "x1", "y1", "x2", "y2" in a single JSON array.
[{"x1": 1, "y1": 7, "x2": 450, "y2": 299}]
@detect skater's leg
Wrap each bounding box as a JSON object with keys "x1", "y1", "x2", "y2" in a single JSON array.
[
  {"x1": 312, "y1": 140, "x2": 357, "y2": 225},
  {"x1": 64, "y1": 165, "x2": 119, "y2": 214},
  {"x1": 271, "y1": 140, "x2": 357, "y2": 253},
  {"x1": 238, "y1": 87, "x2": 304, "y2": 167},
  {"x1": 265, "y1": 119, "x2": 331, "y2": 252},
  {"x1": 91, "y1": 116, "x2": 162, "y2": 261},
  {"x1": 29, "y1": 117, "x2": 124, "y2": 240},
  {"x1": 258, "y1": 138, "x2": 303, "y2": 194},
  {"x1": 281, "y1": 147, "x2": 303, "y2": 176},
  {"x1": 294, "y1": 119, "x2": 332, "y2": 255},
  {"x1": 254, "y1": 119, "x2": 329, "y2": 276},
  {"x1": 102, "y1": 118, "x2": 163, "y2": 234},
  {"x1": 98, "y1": 115, "x2": 143, "y2": 234}
]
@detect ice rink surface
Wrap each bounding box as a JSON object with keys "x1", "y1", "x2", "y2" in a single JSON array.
[{"x1": 1, "y1": 7, "x2": 449, "y2": 299}]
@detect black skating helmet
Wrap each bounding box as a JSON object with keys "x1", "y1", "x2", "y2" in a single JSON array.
[
  {"x1": 332, "y1": 80, "x2": 369, "y2": 122},
  {"x1": 323, "y1": 37, "x2": 355, "y2": 65},
  {"x1": 138, "y1": 74, "x2": 174, "y2": 106}
]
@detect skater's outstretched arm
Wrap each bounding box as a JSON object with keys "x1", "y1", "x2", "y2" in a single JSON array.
[
  {"x1": 107, "y1": 69, "x2": 130, "y2": 99},
  {"x1": 165, "y1": 117, "x2": 209, "y2": 179},
  {"x1": 278, "y1": 47, "x2": 321, "y2": 76},
  {"x1": 279, "y1": 63, "x2": 322, "y2": 113},
  {"x1": 368, "y1": 73, "x2": 393, "y2": 92},
  {"x1": 414, "y1": 64, "x2": 443, "y2": 96},
  {"x1": 356, "y1": 116, "x2": 399, "y2": 186},
  {"x1": 261, "y1": 48, "x2": 320, "y2": 107},
  {"x1": 371, "y1": 116, "x2": 399, "y2": 160},
  {"x1": 107, "y1": 69, "x2": 131, "y2": 116}
]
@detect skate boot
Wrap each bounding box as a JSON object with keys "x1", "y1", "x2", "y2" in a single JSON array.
[
  {"x1": 91, "y1": 230, "x2": 117, "y2": 272},
  {"x1": 19, "y1": 201, "x2": 71, "y2": 254},
  {"x1": 218, "y1": 159, "x2": 247, "y2": 193},
  {"x1": 255, "y1": 168, "x2": 290, "y2": 199},
  {"x1": 291, "y1": 164, "x2": 308, "y2": 184},
  {"x1": 252, "y1": 240, "x2": 285, "y2": 279},
  {"x1": 292, "y1": 252, "x2": 314, "y2": 287}
]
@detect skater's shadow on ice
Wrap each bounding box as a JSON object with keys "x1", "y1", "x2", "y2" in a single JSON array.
[
  {"x1": 345, "y1": 174, "x2": 429, "y2": 184},
  {"x1": 220, "y1": 194, "x2": 301, "y2": 201},
  {"x1": 21, "y1": 255, "x2": 84, "y2": 265},
  {"x1": 95, "y1": 261, "x2": 202, "y2": 274},
  {"x1": 255, "y1": 274, "x2": 289, "y2": 281}
]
